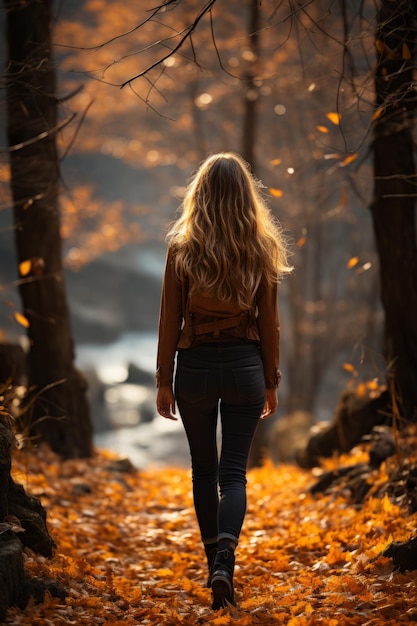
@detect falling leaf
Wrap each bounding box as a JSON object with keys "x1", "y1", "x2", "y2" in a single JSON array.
[
  {"x1": 316, "y1": 125, "x2": 329, "y2": 134},
  {"x1": 271, "y1": 158, "x2": 282, "y2": 166},
  {"x1": 357, "y1": 382, "x2": 366, "y2": 398},
  {"x1": 375, "y1": 39, "x2": 398, "y2": 59},
  {"x1": 14, "y1": 311, "x2": 29, "y2": 328},
  {"x1": 19, "y1": 260, "x2": 32, "y2": 276},
  {"x1": 341, "y1": 153, "x2": 358, "y2": 166},
  {"x1": 402, "y1": 43, "x2": 411, "y2": 60},
  {"x1": 297, "y1": 236, "x2": 306, "y2": 248},
  {"x1": 372, "y1": 107, "x2": 384, "y2": 122},
  {"x1": 375, "y1": 39, "x2": 384, "y2": 55},
  {"x1": 269, "y1": 188, "x2": 283, "y2": 198},
  {"x1": 326, "y1": 112, "x2": 341, "y2": 126},
  {"x1": 346, "y1": 257, "x2": 359, "y2": 269},
  {"x1": 342, "y1": 362, "x2": 356, "y2": 373}
]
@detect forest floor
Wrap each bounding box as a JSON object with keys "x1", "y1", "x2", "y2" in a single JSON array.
[{"x1": 6, "y1": 440, "x2": 417, "y2": 626}]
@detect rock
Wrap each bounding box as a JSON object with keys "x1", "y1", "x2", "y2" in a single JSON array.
[
  {"x1": 8, "y1": 480, "x2": 56, "y2": 558},
  {"x1": 0, "y1": 531, "x2": 25, "y2": 622},
  {"x1": 383, "y1": 536, "x2": 417, "y2": 573},
  {"x1": 297, "y1": 389, "x2": 391, "y2": 468}
]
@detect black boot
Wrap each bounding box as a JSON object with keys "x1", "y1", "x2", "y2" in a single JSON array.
[
  {"x1": 204, "y1": 543, "x2": 218, "y2": 588},
  {"x1": 211, "y1": 546, "x2": 235, "y2": 609}
]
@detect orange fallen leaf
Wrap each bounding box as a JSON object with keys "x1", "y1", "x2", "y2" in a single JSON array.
[
  {"x1": 7, "y1": 425, "x2": 417, "y2": 625},
  {"x1": 14, "y1": 311, "x2": 29, "y2": 328}
]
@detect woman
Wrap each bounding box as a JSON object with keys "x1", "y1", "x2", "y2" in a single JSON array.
[{"x1": 156, "y1": 152, "x2": 292, "y2": 610}]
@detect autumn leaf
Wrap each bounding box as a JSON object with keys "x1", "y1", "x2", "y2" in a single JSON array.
[
  {"x1": 357, "y1": 382, "x2": 366, "y2": 398},
  {"x1": 316, "y1": 125, "x2": 329, "y2": 134},
  {"x1": 14, "y1": 311, "x2": 30, "y2": 328},
  {"x1": 375, "y1": 39, "x2": 384, "y2": 55},
  {"x1": 326, "y1": 112, "x2": 341, "y2": 126},
  {"x1": 341, "y1": 153, "x2": 358, "y2": 167},
  {"x1": 326, "y1": 543, "x2": 348, "y2": 566},
  {"x1": 19, "y1": 260, "x2": 32, "y2": 276},
  {"x1": 402, "y1": 43, "x2": 412, "y2": 60},
  {"x1": 375, "y1": 39, "x2": 398, "y2": 59},
  {"x1": 342, "y1": 362, "x2": 356, "y2": 373},
  {"x1": 271, "y1": 158, "x2": 282, "y2": 166},
  {"x1": 346, "y1": 256, "x2": 359, "y2": 269},
  {"x1": 372, "y1": 107, "x2": 384, "y2": 122},
  {"x1": 296, "y1": 236, "x2": 306, "y2": 248},
  {"x1": 269, "y1": 188, "x2": 283, "y2": 198},
  {"x1": 8, "y1": 421, "x2": 417, "y2": 624},
  {"x1": 212, "y1": 615, "x2": 231, "y2": 625}
]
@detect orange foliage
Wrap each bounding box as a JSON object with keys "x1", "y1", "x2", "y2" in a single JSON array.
[
  {"x1": 6, "y1": 444, "x2": 417, "y2": 624},
  {"x1": 346, "y1": 257, "x2": 359, "y2": 270},
  {"x1": 13, "y1": 311, "x2": 30, "y2": 329},
  {"x1": 326, "y1": 112, "x2": 341, "y2": 126},
  {"x1": 341, "y1": 154, "x2": 358, "y2": 167},
  {"x1": 60, "y1": 185, "x2": 145, "y2": 269}
]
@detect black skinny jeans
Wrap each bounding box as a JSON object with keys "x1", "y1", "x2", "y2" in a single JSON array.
[{"x1": 175, "y1": 342, "x2": 266, "y2": 546}]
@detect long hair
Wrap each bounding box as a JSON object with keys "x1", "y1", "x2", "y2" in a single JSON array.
[{"x1": 167, "y1": 152, "x2": 292, "y2": 310}]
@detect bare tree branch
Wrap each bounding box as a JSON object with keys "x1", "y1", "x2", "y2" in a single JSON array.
[
  {"x1": 119, "y1": 0, "x2": 218, "y2": 88},
  {"x1": 0, "y1": 114, "x2": 76, "y2": 153},
  {"x1": 53, "y1": 0, "x2": 181, "y2": 52}
]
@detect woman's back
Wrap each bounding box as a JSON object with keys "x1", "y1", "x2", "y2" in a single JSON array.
[{"x1": 167, "y1": 152, "x2": 292, "y2": 310}]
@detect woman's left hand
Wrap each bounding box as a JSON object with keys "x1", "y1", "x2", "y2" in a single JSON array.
[
  {"x1": 261, "y1": 388, "x2": 278, "y2": 419},
  {"x1": 156, "y1": 386, "x2": 177, "y2": 420}
]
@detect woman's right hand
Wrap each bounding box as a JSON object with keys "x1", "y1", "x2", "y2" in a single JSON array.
[
  {"x1": 261, "y1": 388, "x2": 278, "y2": 419},
  {"x1": 156, "y1": 386, "x2": 177, "y2": 420}
]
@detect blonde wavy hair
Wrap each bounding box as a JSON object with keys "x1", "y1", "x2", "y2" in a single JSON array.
[{"x1": 167, "y1": 152, "x2": 292, "y2": 310}]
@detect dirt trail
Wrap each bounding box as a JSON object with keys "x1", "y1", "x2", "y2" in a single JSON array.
[{"x1": 6, "y1": 445, "x2": 417, "y2": 625}]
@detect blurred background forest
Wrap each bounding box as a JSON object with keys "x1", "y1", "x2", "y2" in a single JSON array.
[{"x1": 0, "y1": 0, "x2": 394, "y2": 464}]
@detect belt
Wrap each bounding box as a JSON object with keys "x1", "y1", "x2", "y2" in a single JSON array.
[{"x1": 192, "y1": 314, "x2": 243, "y2": 338}]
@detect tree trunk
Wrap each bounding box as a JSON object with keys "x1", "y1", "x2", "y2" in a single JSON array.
[
  {"x1": 4, "y1": 0, "x2": 93, "y2": 457},
  {"x1": 0, "y1": 411, "x2": 60, "y2": 620},
  {"x1": 241, "y1": 0, "x2": 260, "y2": 172},
  {"x1": 370, "y1": 0, "x2": 417, "y2": 422}
]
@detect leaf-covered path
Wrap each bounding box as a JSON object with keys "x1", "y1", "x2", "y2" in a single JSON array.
[{"x1": 7, "y1": 444, "x2": 417, "y2": 625}]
